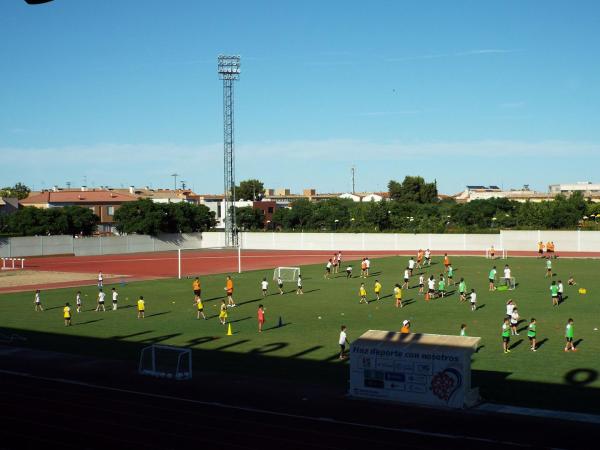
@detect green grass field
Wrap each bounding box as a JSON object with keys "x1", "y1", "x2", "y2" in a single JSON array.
[{"x1": 1, "y1": 255, "x2": 600, "y2": 412}]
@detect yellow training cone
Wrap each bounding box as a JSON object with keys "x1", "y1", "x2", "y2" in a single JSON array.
[{"x1": 227, "y1": 323, "x2": 233, "y2": 336}]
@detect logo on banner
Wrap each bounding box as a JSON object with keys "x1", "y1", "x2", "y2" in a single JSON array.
[{"x1": 431, "y1": 367, "x2": 462, "y2": 402}]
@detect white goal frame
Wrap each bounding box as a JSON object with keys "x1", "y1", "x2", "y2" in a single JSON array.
[
  {"x1": 485, "y1": 248, "x2": 507, "y2": 260},
  {"x1": 177, "y1": 246, "x2": 241, "y2": 279},
  {"x1": 138, "y1": 344, "x2": 192, "y2": 380},
  {"x1": 273, "y1": 267, "x2": 301, "y2": 282}
]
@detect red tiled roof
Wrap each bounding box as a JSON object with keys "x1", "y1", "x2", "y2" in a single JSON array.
[{"x1": 21, "y1": 191, "x2": 138, "y2": 205}]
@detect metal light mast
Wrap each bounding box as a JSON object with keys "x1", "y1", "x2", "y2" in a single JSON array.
[{"x1": 218, "y1": 55, "x2": 240, "y2": 247}]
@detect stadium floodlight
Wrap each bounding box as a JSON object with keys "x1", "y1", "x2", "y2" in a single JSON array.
[{"x1": 218, "y1": 55, "x2": 241, "y2": 248}]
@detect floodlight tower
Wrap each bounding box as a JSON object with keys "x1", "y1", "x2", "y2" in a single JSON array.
[{"x1": 218, "y1": 55, "x2": 241, "y2": 247}]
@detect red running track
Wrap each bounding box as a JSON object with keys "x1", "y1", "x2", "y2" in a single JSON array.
[{"x1": 2, "y1": 249, "x2": 600, "y2": 293}]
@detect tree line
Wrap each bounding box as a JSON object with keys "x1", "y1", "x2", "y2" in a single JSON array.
[
  {"x1": 0, "y1": 206, "x2": 99, "y2": 236},
  {"x1": 1, "y1": 200, "x2": 216, "y2": 236},
  {"x1": 1, "y1": 178, "x2": 596, "y2": 236}
]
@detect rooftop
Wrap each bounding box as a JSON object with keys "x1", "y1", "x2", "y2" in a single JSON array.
[{"x1": 21, "y1": 190, "x2": 138, "y2": 205}]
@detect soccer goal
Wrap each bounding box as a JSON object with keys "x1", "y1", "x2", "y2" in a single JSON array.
[
  {"x1": 273, "y1": 267, "x2": 301, "y2": 282},
  {"x1": 485, "y1": 248, "x2": 507, "y2": 259},
  {"x1": 177, "y1": 246, "x2": 241, "y2": 279},
  {"x1": 138, "y1": 344, "x2": 192, "y2": 380}
]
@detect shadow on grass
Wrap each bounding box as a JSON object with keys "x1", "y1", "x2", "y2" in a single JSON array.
[
  {"x1": 509, "y1": 338, "x2": 523, "y2": 350},
  {"x1": 239, "y1": 297, "x2": 264, "y2": 307},
  {"x1": 476, "y1": 304, "x2": 486, "y2": 311},
  {"x1": 112, "y1": 330, "x2": 153, "y2": 339},
  {"x1": 303, "y1": 289, "x2": 321, "y2": 294},
  {"x1": 1, "y1": 326, "x2": 599, "y2": 415},
  {"x1": 141, "y1": 333, "x2": 182, "y2": 344},
  {"x1": 45, "y1": 306, "x2": 65, "y2": 311},
  {"x1": 146, "y1": 311, "x2": 171, "y2": 318},
  {"x1": 536, "y1": 338, "x2": 548, "y2": 350},
  {"x1": 264, "y1": 322, "x2": 292, "y2": 331},
  {"x1": 228, "y1": 316, "x2": 251, "y2": 324},
  {"x1": 74, "y1": 319, "x2": 104, "y2": 326}
]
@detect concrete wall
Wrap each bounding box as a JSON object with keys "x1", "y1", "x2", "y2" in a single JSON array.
[
  {"x1": 0, "y1": 233, "x2": 203, "y2": 257},
  {"x1": 3, "y1": 230, "x2": 600, "y2": 258},
  {"x1": 224, "y1": 232, "x2": 502, "y2": 252}
]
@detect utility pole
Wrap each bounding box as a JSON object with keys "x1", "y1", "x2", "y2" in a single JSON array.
[
  {"x1": 171, "y1": 173, "x2": 179, "y2": 191},
  {"x1": 351, "y1": 166, "x2": 356, "y2": 194}
]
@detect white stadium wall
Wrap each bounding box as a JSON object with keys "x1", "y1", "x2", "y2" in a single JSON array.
[
  {"x1": 234, "y1": 232, "x2": 502, "y2": 252},
  {"x1": 2, "y1": 230, "x2": 600, "y2": 258}
]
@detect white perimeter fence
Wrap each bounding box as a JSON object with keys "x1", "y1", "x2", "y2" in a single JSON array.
[
  {"x1": 0, "y1": 233, "x2": 203, "y2": 258},
  {"x1": 1, "y1": 230, "x2": 599, "y2": 258}
]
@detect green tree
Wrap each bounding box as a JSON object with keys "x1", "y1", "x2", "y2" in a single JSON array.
[
  {"x1": 5, "y1": 206, "x2": 99, "y2": 236},
  {"x1": 271, "y1": 207, "x2": 292, "y2": 229},
  {"x1": 0, "y1": 182, "x2": 31, "y2": 200},
  {"x1": 236, "y1": 179, "x2": 265, "y2": 201},
  {"x1": 113, "y1": 199, "x2": 165, "y2": 235},
  {"x1": 288, "y1": 198, "x2": 314, "y2": 229},
  {"x1": 388, "y1": 176, "x2": 438, "y2": 203},
  {"x1": 235, "y1": 206, "x2": 264, "y2": 230},
  {"x1": 63, "y1": 206, "x2": 99, "y2": 236},
  {"x1": 114, "y1": 199, "x2": 215, "y2": 235}
]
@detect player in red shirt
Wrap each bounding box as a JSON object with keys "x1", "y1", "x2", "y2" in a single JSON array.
[{"x1": 257, "y1": 304, "x2": 266, "y2": 333}]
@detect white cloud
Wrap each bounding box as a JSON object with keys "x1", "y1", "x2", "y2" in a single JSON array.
[
  {"x1": 1, "y1": 139, "x2": 598, "y2": 192},
  {"x1": 236, "y1": 139, "x2": 600, "y2": 160}
]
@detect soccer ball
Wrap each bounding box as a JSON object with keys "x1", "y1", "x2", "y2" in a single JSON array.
[{"x1": 318, "y1": 316, "x2": 322, "y2": 319}]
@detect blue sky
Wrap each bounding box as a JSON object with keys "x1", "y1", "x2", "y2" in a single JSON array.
[{"x1": 1, "y1": 0, "x2": 599, "y2": 195}]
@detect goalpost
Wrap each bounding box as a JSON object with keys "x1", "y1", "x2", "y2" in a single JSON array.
[
  {"x1": 177, "y1": 246, "x2": 241, "y2": 279},
  {"x1": 273, "y1": 267, "x2": 301, "y2": 282},
  {"x1": 138, "y1": 344, "x2": 192, "y2": 380},
  {"x1": 485, "y1": 248, "x2": 507, "y2": 259}
]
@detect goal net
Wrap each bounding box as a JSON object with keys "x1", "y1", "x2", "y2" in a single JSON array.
[
  {"x1": 485, "y1": 248, "x2": 507, "y2": 259},
  {"x1": 177, "y1": 246, "x2": 241, "y2": 279},
  {"x1": 138, "y1": 344, "x2": 192, "y2": 380},
  {"x1": 273, "y1": 267, "x2": 301, "y2": 282}
]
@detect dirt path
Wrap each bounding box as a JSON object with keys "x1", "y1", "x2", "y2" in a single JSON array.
[{"x1": 0, "y1": 270, "x2": 122, "y2": 289}]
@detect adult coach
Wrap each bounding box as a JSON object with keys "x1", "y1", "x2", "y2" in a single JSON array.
[
  {"x1": 225, "y1": 276, "x2": 236, "y2": 307},
  {"x1": 192, "y1": 277, "x2": 201, "y2": 299}
]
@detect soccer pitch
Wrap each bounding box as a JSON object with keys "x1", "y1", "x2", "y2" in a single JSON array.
[{"x1": 1, "y1": 255, "x2": 600, "y2": 413}]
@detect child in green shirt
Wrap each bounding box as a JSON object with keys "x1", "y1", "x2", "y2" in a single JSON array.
[
  {"x1": 502, "y1": 317, "x2": 511, "y2": 353},
  {"x1": 458, "y1": 278, "x2": 467, "y2": 303},
  {"x1": 564, "y1": 318, "x2": 576, "y2": 352},
  {"x1": 438, "y1": 275, "x2": 446, "y2": 298},
  {"x1": 550, "y1": 281, "x2": 559, "y2": 306},
  {"x1": 528, "y1": 318, "x2": 537, "y2": 352}
]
